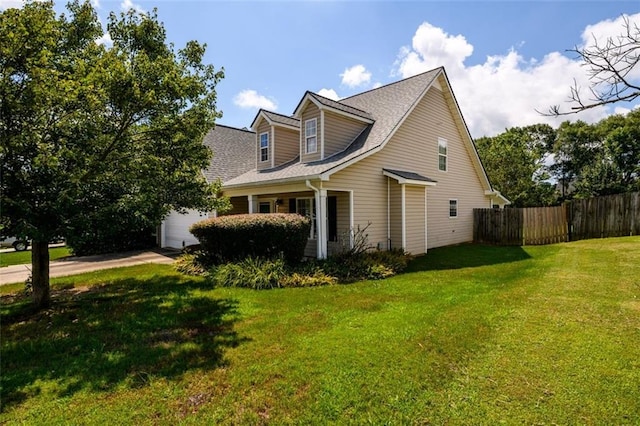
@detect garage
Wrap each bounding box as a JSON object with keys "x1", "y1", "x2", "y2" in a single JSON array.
[{"x1": 161, "y1": 209, "x2": 209, "y2": 249}]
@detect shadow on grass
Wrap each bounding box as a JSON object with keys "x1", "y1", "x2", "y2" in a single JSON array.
[
  {"x1": 1, "y1": 275, "x2": 248, "y2": 411},
  {"x1": 406, "y1": 243, "x2": 532, "y2": 272}
]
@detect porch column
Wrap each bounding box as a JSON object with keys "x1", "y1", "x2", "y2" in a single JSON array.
[
  {"x1": 401, "y1": 184, "x2": 406, "y2": 249},
  {"x1": 317, "y1": 189, "x2": 328, "y2": 259},
  {"x1": 159, "y1": 221, "x2": 166, "y2": 248},
  {"x1": 248, "y1": 195, "x2": 258, "y2": 213}
]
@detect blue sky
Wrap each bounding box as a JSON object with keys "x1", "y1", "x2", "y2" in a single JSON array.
[{"x1": 2, "y1": 1, "x2": 639, "y2": 137}]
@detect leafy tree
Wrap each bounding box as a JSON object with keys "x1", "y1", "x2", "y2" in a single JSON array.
[
  {"x1": 551, "y1": 120, "x2": 602, "y2": 199},
  {"x1": 571, "y1": 110, "x2": 640, "y2": 197},
  {"x1": 547, "y1": 15, "x2": 639, "y2": 116},
  {"x1": 476, "y1": 124, "x2": 558, "y2": 207},
  {"x1": 1, "y1": 1, "x2": 227, "y2": 309}
]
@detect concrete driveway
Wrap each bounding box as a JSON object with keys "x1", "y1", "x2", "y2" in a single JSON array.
[{"x1": 0, "y1": 249, "x2": 179, "y2": 286}]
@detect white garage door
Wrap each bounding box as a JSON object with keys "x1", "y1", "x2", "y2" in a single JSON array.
[{"x1": 162, "y1": 209, "x2": 209, "y2": 249}]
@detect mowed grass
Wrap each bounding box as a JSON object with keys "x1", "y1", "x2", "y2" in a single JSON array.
[
  {"x1": 1, "y1": 237, "x2": 639, "y2": 424},
  {"x1": 0, "y1": 246, "x2": 72, "y2": 268}
]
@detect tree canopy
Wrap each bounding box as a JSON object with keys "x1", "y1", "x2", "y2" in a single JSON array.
[
  {"x1": 0, "y1": 0, "x2": 227, "y2": 308},
  {"x1": 476, "y1": 111, "x2": 640, "y2": 208},
  {"x1": 476, "y1": 124, "x2": 557, "y2": 208}
]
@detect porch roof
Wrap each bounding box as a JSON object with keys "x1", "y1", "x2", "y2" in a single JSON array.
[{"x1": 383, "y1": 168, "x2": 437, "y2": 186}]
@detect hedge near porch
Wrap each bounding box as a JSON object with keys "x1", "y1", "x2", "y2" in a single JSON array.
[{"x1": 190, "y1": 213, "x2": 311, "y2": 265}]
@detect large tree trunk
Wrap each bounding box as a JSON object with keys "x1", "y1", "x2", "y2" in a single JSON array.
[{"x1": 31, "y1": 240, "x2": 50, "y2": 309}]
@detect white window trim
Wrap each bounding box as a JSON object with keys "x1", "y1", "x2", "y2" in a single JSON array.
[
  {"x1": 305, "y1": 118, "x2": 317, "y2": 154},
  {"x1": 449, "y1": 199, "x2": 458, "y2": 218},
  {"x1": 259, "y1": 132, "x2": 269, "y2": 163},
  {"x1": 438, "y1": 137, "x2": 448, "y2": 172},
  {"x1": 258, "y1": 201, "x2": 272, "y2": 214}
]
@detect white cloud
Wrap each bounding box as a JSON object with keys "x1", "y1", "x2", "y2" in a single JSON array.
[
  {"x1": 95, "y1": 32, "x2": 112, "y2": 46},
  {"x1": 234, "y1": 89, "x2": 277, "y2": 110},
  {"x1": 121, "y1": 0, "x2": 144, "y2": 13},
  {"x1": 318, "y1": 88, "x2": 340, "y2": 101},
  {"x1": 340, "y1": 64, "x2": 372, "y2": 88},
  {"x1": 0, "y1": 0, "x2": 38, "y2": 10},
  {"x1": 394, "y1": 14, "x2": 640, "y2": 138},
  {"x1": 91, "y1": 0, "x2": 100, "y2": 8}
]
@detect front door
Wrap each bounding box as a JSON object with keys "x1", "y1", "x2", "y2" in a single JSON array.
[{"x1": 328, "y1": 196, "x2": 337, "y2": 241}]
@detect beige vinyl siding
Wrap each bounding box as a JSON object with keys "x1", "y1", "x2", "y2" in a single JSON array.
[
  {"x1": 328, "y1": 84, "x2": 488, "y2": 253},
  {"x1": 301, "y1": 104, "x2": 321, "y2": 162},
  {"x1": 323, "y1": 111, "x2": 367, "y2": 158},
  {"x1": 224, "y1": 196, "x2": 249, "y2": 215},
  {"x1": 405, "y1": 186, "x2": 426, "y2": 254},
  {"x1": 256, "y1": 120, "x2": 271, "y2": 171},
  {"x1": 274, "y1": 127, "x2": 299, "y2": 166},
  {"x1": 388, "y1": 179, "x2": 402, "y2": 250}
]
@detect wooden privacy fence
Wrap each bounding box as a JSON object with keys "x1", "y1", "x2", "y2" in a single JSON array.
[
  {"x1": 474, "y1": 192, "x2": 640, "y2": 246},
  {"x1": 568, "y1": 192, "x2": 640, "y2": 240}
]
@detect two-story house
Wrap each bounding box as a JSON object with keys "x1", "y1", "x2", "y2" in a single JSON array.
[{"x1": 161, "y1": 67, "x2": 509, "y2": 257}]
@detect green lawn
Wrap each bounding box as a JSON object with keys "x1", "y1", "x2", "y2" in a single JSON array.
[
  {"x1": 0, "y1": 246, "x2": 72, "y2": 268},
  {"x1": 1, "y1": 237, "x2": 639, "y2": 424}
]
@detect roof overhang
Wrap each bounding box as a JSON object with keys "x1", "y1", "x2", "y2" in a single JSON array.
[
  {"x1": 251, "y1": 109, "x2": 300, "y2": 132},
  {"x1": 485, "y1": 190, "x2": 511, "y2": 205},
  {"x1": 383, "y1": 169, "x2": 437, "y2": 186},
  {"x1": 293, "y1": 92, "x2": 374, "y2": 124},
  {"x1": 223, "y1": 174, "x2": 322, "y2": 191}
]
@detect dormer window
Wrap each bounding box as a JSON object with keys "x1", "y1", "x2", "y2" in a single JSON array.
[
  {"x1": 260, "y1": 132, "x2": 269, "y2": 162},
  {"x1": 305, "y1": 119, "x2": 317, "y2": 154}
]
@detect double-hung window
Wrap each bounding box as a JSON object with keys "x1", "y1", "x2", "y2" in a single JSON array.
[
  {"x1": 305, "y1": 119, "x2": 317, "y2": 154},
  {"x1": 260, "y1": 132, "x2": 269, "y2": 162},
  {"x1": 449, "y1": 199, "x2": 458, "y2": 218},
  {"x1": 438, "y1": 137, "x2": 447, "y2": 171}
]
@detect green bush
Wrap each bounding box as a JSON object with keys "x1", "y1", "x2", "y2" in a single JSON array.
[
  {"x1": 174, "y1": 253, "x2": 207, "y2": 276},
  {"x1": 190, "y1": 213, "x2": 311, "y2": 265},
  {"x1": 207, "y1": 256, "x2": 337, "y2": 289},
  {"x1": 281, "y1": 271, "x2": 337, "y2": 287},
  {"x1": 366, "y1": 248, "x2": 410, "y2": 274},
  {"x1": 319, "y1": 249, "x2": 410, "y2": 282}
]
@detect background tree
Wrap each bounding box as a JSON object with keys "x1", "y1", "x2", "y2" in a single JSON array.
[
  {"x1": 547, "y1": 15, "x2": 639, "y2": 115},
  {"x1": 567, "y1": 110, "x2": 640, "y2": 197},
  {"x1": 476, "y1": 124, "x2": 558, "y2": 207},
  {"x1": 551, "y1": 120, "x2": 601, "y2": 199},
  {"x1": 1, "y1": 1, "x2": 228, "y2": 309}
]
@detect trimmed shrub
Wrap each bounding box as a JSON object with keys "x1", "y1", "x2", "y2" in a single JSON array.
[{"x1": 190, "y1": 213, "x2": 311, "y2": 265}]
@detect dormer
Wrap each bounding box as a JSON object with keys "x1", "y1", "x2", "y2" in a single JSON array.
[
  {"x1": 293, "y1": 91, "x2": 374, "y2": 163},
  {"x1": 251, "y1": 109, "x2": 300, "y2": 170}
]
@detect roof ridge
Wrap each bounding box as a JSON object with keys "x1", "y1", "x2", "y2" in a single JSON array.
[
  {"x1": 262, "y1": 110, "x2": 300, "y2": 121},
  {"x1": 308, "y1": 91, "x2": 372, "y2": 116},
  {"x1": 215, "y1": 123, "x2": 255, "y2": 133},
  {"x1": 340, "y1": 66, "x2": 443, "y2": 102}
]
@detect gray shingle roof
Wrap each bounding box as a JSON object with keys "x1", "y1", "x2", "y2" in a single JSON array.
[
  {"x1": 307, "y1": 92, "x2": 373, "y2": 121},
  {"x1": 224, "y1": 68, "x2": 442, "y2": 187},
  {"x1": 261, "y1": 110, "x2": 300, "y2": 128},
  {"x1": 203, "y1": 125, "x2": 255, "y2": 183},
  {"x1": 383, "y1": 168, "x2": 437, "y2": 183}
]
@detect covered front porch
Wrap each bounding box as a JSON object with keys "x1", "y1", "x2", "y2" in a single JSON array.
[{"x1": 223, "y1": 183, "x2": 354, "y2": 259}]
